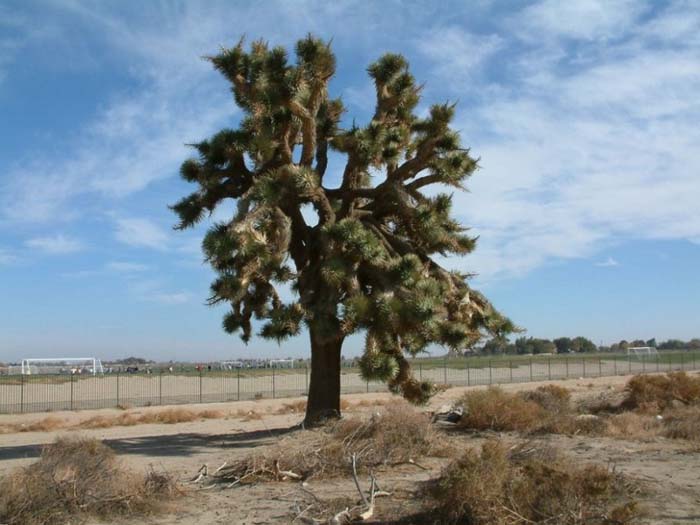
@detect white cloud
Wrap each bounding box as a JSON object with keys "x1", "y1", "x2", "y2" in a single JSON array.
[
  {"x1": 424, "y1": 1, "x2": 700, "y2": 282},
  {"x1": 417, "y1": 27, "x2": 503, "y2": 91},
  {"x1": 515, "y1": 0, "x2": 648, "y2": 41},
  {"x1": 595, "y1": 257, "x2": 619, "y2": 267},
  {"x1": 114, "y1": 218, "x2": 169, "y2": 250},
  {"x1": 147, "y1": 291, "x2": 190, "y2": 305},
  {"x1": 105, "y1": 261, "x2": 149, "y2": 272},
  {"x1": 25, "y1": 234, "x2": 84, "y2": 254},
  {"x1": 127, "y1": 279, "x2": 190, "y2": 305}
]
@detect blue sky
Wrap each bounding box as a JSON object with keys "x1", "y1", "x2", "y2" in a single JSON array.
[{"x1": 1, "y1": 0, "x2": 699, "y2": 363}]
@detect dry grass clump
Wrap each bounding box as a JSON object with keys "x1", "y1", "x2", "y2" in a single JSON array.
[
  {"x1": 425, "y1": 440, "x2": 639, "y2": 525},
  {"x1": 457, "y1": 387, "x2": 546, "y2": 432},
  {"x1": 0, "y1": 416, "x2": 65, "y2": 434},
  {"x1": 210, "y1": 403, "x2": 442, "y2": 486},
  {"x1": 623, "y1": 372, "x2": 700, "y2": 412},
  {"x1": 0, "y1": 437, "x2": 178, "y2": 525},
  {"x1": 605, "y1": 413, "x2": 663, "y2": 440},
  {"x1": 522, "y1": 384, "x2": 571, "y2": 413},
  {"x1": 77, "y1": 407, "x2": 224, "y2": 429},
  {"x1": 662, "y1": 405, "x2": 700, "y2": 440},
  {"x1": 1, "y1": 408, "x2": 226, "y2": 434}
]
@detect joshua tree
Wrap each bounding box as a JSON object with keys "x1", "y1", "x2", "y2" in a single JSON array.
[{"x1": 171, "y1": 36, "x2": 514, "y2": 425}]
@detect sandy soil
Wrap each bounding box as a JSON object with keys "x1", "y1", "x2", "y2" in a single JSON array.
[{"x1": 1, "y1": 374, "x2": 699, "y2": 524}]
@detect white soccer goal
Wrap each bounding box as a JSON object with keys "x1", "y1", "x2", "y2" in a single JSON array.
[
  {"x1": 627, "y1": 347, "x2": 659, "y2": 360},
  {"x1": 268, "y1": 358, "x2": 295, "y2": 368},
  {"x1": 220, "y1": 360, "x2": 244, "y2": 370},
  {"x1": 18, "y1": 357, "x2": 104, "y2": 375}
]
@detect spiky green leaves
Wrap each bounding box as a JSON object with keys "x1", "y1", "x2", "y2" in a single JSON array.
[
  {"x1": 324, "y1": 219, "x2": 388, "y2": 263},
  {"x1": 259, "y1": 303, "x2": 305, "y2": 342},
  {"x1": 173, "y1": 35, "x2": 515, "y2": 410}
]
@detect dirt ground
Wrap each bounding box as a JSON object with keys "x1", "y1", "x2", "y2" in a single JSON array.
[{"x1": 1, "y1": 374, "x2": 699, "y2": 524}]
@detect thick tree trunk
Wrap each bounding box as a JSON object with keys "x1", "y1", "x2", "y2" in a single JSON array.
[{"x1": 304, "y1": 323, "x2": 344, "y2": 427}]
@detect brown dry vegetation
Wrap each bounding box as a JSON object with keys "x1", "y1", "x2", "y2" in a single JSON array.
[
  {"x1": 209, "y1": 403, "x2": 444, "y2": 485},
  {"x1": 423, "y1": 440, "x2": 640, "y2": 525},
  {"x1": 622, "y1": 372, "x2": 700, "y2": 412},
  {"x1": 0, "y1": 408, "x2": 225, "y2": 434},
  {"x1": 79, "y1": 408, "x2": 224, "y2": 429},
  {"x1": 0, "y1": 437, "x2": 178, "y2": 525},
  {"x1": 456, "y1": 375, "x2": 700, "y2": 441}
]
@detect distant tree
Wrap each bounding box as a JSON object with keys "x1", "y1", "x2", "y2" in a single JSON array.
[
  {"x1": 171, "y1": 36, "x2": 514, "y2": 425},
  {"x1": 688, "y1": 339, "x2": 700, "y2": 350},
  {"x1": 553, "y1": 337, "x2": 572, "y2": 354},
  {"x1": 513, "y1": 337, "x2": 555, "y2": 355},
  {"x1": 618, "y1": 340, "x2": 630, "y2": 351},
  {"x1": 630, "y1": 339, "x2": 646, "y2": 347},
  {"x1": 658, "y1": 339, "x2": 685, "y2": 350},
  {"x1": 645, "y1": 338, "x2": 657, "y2": 348},
  {"x1": 570, "y1": 336, "x2": 597, "y2": 353},
  {"x1": 482, "y1": 337, "x2": 511, "y2": 355}
]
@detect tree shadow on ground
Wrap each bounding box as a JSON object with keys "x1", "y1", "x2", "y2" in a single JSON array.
[{"x1": 0, "y1": 425, "x2": 301, "y2": 462}]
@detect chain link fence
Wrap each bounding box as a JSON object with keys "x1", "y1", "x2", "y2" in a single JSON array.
[{"x1": 1, "y1": 351, "x2": 698, "y2": 414}]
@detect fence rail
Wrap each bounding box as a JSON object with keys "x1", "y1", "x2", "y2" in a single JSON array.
[{"x1": 1, "y1": 352, "x2": 699, "y2": 414}]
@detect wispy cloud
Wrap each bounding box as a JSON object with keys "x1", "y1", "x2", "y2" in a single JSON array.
[
  {"x1": 595, "y1": 257, "x2": 619, "y2": 268},
  {"x1": 25, "y1": 234, "x2": 84, "y2": 254},
  {"x1": 127, "y1": 279, "x2": 190, "y2": 305},
  {"x1": 105, "y1": 261, "x2": 149, "y2": 273},
  {"x1": 417, "y1": 26, "x2": 503, "y2": 92},
  {"x1": 514, "y1": 0, "x2": 648, "y2": 41},
  {"x1": 419, "y1": 1, "x2": 700, "y2": 282},
  {"x1": 114, "y1": 218, "x2": 169, "y2": 250}
]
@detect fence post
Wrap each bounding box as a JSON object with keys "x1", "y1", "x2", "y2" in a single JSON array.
[
  {"x1": 628, "y1": 353, "x2": 631, "y2": 374},
  {"x1": 419, "y1": 363, "x2": 423, "y2": 381},
  {"x1": 642, "y1": 356, "x2": 646, "y2": 374},
  {"x1": 614, "y1": 357, "x2": 617, "y2": 375},
  {"x1": 488, "y1": 360, "x2": 492, "y2": 385},
  {"x1": 467, "y1": 362, "x2": 471, "y2": 386},
  {"x1": 443, "y1": 356, "x2": 447, "y2": 385},
  {"x1": 509, "y1": 360, "x2": 513, "y2": 383},
  {"x1": 656, "y1": 354, "x2": 660, "y2": 373},
  {"x1": 583, "y1": 358, "x2": 586, "y2": 378},
  {"x1": 598, "y1": 356, "x2": 602, "y2": 377},
  {"x1": 529, "y1": 358, "x2": 532, "y2": 382},
  {"x1": 199, "y1": 370, "x2": 203, "y2": 404},
  {"x1": 116, "y1": 372, "x2": 120, "y2": 407},
  {"x1": 272, "y1": 367, "x2": 276, "y2": 399},
  {"x1": 159, "y1": 370, "x2": 163, "y2": 406},
  {"x1": 20, "y1": 373, "x2": 24, "y2": 413},
  {"x1": 305, "y1": 365, "x2": 309, "y2": 394},
  {"x1": 70, "y1": 373, "x2": 74, "y2": 411},
  {"x1": 681, "y1": 352, "x2": 685, "y2": 371},
  {"x1": 548, "y1": 358, "x2": 551, "y2": 380}
]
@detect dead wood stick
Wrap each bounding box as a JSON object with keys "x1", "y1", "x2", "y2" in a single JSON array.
[{"x1": 350, "y1": 454, "x2": 369, "y2": 507}]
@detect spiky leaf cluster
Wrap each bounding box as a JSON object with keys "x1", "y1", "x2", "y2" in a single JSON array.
[{"x1": 172, "y1": 35, "x2": 515, "y2": 403}]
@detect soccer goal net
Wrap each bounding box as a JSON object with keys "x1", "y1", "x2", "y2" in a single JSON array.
[
  {"x1": 17, "y1": 357, "x2": 104, "y2": 375},
  {"x1": 627, "y1": 347, "x2": 659, "y2": 360}
]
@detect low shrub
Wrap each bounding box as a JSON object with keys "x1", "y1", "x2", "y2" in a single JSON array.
[
  {"x1": 522, "y1": 384, "x2": 571, "y2": 413},
  {"x1": 0, "y1": 437, "x2": 178, "y2": 525},
  {"x1": 457, "y1": 387, "x2": 545, "y2": 432},
  {"x1": 425, "y1": 440, "x2": 639, "y2": 525},
  {"x1": 211, "y1": 403, "x2": 442, "y2": 485},
  {"x1": 662, "y1": 405, "x2": 700, "y2": 440},
  {"x1": 623, "y1": 372, "x2": 700, "y2": 412}
]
